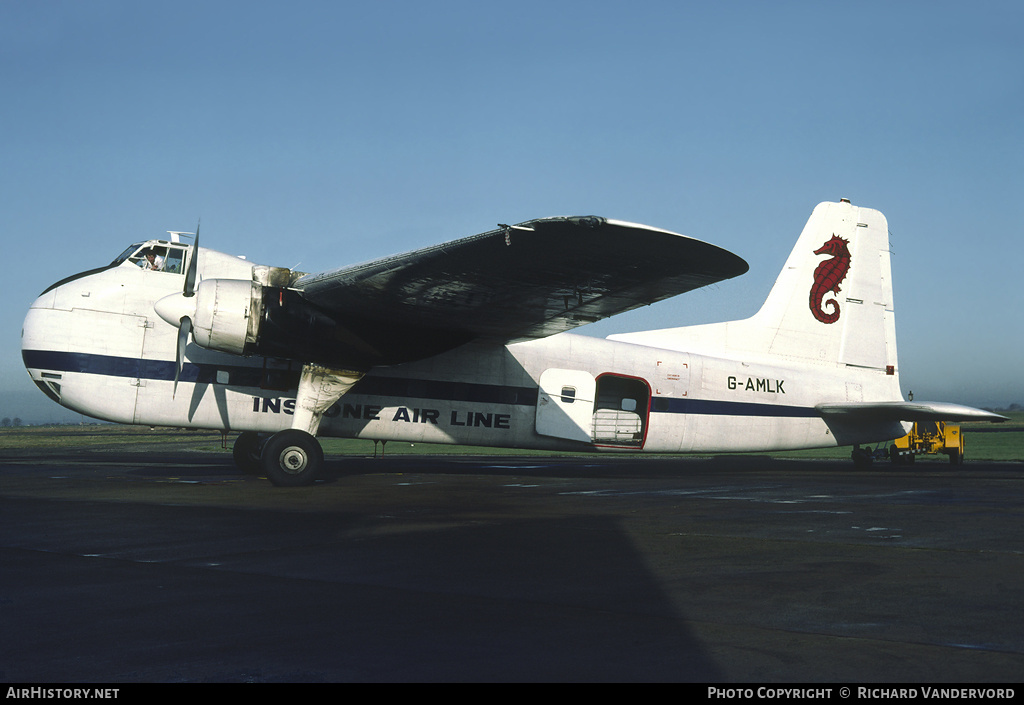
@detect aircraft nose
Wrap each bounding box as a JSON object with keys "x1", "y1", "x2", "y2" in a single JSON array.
[
  {"x1": 22, "y1": 288, "x2": 55, "y2": 357},
  {"x1": 22, "y1": 290, "x2": 63, "y2": 403}
]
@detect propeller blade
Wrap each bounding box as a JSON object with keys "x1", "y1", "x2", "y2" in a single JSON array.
[
  {"x1": 184, "y1": 220, "x2": 200, "y2": 297},
  {"x1": 173, "y1": 316, "x2": 192, "y2": 398},
  {"x1": 169, "y1": 219, "x2": 199, "y2": 398}
]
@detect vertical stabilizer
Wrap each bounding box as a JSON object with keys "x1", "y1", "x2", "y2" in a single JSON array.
[
  {"x1": 610, "y1": 200, "x2": 898, "y2": 375},
  {"x1": 751, "y1": 200, "x2": 896, "y2": 371}
]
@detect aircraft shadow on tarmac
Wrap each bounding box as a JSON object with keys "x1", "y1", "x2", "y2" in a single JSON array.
[{"x1": 1, "y1": 461, "x2": 728, "y2": 681}]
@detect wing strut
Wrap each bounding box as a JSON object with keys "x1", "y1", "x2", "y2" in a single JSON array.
[{"x1": 292, "y1": 364, "x2": 365, "y2": 436}]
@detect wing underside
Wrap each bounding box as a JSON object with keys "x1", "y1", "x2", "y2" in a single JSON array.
[{"x1": 281, "y1": 216, "x2": 748, "y2": 367}]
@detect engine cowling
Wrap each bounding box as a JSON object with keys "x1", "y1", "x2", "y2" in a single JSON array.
[
  {"x1": 191, "y1": 279, "x2": 263, "y2": 355},
  {"x1": 155, "y1": 278, "x2": 263, "y2": 356}
]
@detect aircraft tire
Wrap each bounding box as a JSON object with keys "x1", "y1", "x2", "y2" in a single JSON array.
[
  {"x1": 851, "y1": 447, "x2": 873, "y2": 469},
  {"x1": 232, "y1": 432, "x2": 263, "y2": 474},
  {"x1": 261, "y1": 429, "x2": 324, "y2": 487}
]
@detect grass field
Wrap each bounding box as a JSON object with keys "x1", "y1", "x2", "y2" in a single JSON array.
[{"x1": 3, "y1": 412, "x2": 1022, "y2": 462}]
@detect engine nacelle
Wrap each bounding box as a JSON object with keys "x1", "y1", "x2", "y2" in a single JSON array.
[
  {"x1": 190, "y1": 279, "x2": 263, "y2": 355},
  {"x1": 156, "y1": 267, "x2": 456, "y2": 369}
]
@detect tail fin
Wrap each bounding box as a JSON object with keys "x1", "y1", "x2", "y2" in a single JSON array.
[
  {"x1": 611, "y1": 200, "x2": 898, "y2": 374},
  {"x1": 747, "y1": 199, "x2": 896, "y2": 371}
]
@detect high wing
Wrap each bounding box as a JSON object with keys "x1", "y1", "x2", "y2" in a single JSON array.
[
  {"x1": 817, "y1": 401, "x2": 1008, "y2": 423},
  {"x1": 268, "y1": 216, "x2": 748, "y2": 368}
]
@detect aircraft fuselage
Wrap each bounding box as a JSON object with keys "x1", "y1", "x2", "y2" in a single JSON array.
[{"x1": 21, "y1": 240, "x2": 901, "y2": 454}]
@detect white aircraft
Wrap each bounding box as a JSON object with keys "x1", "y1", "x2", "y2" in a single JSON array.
[{"x1": 22, "y1": 200, "x2": 1005, "y2": 485}]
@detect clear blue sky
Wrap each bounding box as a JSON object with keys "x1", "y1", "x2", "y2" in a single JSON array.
[{"x1": 3, "y1": 0, "x2": 1022, "y2": 423}]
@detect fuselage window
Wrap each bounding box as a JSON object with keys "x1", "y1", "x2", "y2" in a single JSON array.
[{"x1": 560, "y1": 386, "x2": 576, "y2": 403}]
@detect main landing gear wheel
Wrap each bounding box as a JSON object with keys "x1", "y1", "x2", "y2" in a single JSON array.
[
  {"x1": 260, "y1": 429, "x2": 324, "y2": 487},
  {"x1": 851, "y1": 446, "x2": 874, "y2": 469},
  {"x1": 232, "y1": 431, "x2": 263, "y2": 474}
]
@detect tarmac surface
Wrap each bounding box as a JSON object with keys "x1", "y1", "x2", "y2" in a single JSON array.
[{"x1": 1, "y1": 440, "x2": 1023, "y2": 682}]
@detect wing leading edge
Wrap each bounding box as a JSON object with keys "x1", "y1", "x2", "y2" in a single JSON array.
[
  {"x1": 280, "y1": 216, "x2": 748, "y2": 368},
  {"x1": 817, "y1": 401, "x2": 1007, "y2": 423}
]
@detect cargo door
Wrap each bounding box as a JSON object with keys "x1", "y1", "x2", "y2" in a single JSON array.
[
  {"x1": 593, "y1": 374, "x2": 651, "y2": 447},
  {"x1": 535, "y1": 368, "x2": 596, "y2": 444}
]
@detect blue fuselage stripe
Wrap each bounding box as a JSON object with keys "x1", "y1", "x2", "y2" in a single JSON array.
[
  {"x1": 654, "y1": 397, "x2": 820, "y2": 418},
  {"x1": 23, "y1": 349, "x2": 251, "y2": 385},
  {"x1": 23, "y1": 349, "x2": 821, "y2": 419}
]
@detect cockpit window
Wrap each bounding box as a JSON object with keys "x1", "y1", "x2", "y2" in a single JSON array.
[
  {"x1": 163, "y1": 247, "x2": 186, "y2": 273},
  {"x1": 131, "y1": 246, "x2": 168, "y2": 271},
  {"x1": 41, "y1": 242, "x2": 186, "y2": 296},
  {"x1": 111, "y1": 244, "x2": 145, "y2": 266},
  {"x1": 120, "y1": 244, "x2": 188, "y2": 273}
]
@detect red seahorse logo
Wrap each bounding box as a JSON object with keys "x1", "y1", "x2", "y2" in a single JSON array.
[{"x1": 809, "y1": 235, "x2": 851, "y2": 324}]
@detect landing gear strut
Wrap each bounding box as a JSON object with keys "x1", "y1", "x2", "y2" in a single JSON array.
[{"x1": 231, "y1": 364, "x2": 363, "y2": 487}]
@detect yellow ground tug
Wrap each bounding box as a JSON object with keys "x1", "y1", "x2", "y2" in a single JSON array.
[{"x1": 890, "y1": 421, "x2": 964, "y2": 464}]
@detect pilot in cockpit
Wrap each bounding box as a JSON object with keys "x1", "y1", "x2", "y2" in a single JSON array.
[{"x1": 137, "y1": 248, "x2": 165, "y2": 271}]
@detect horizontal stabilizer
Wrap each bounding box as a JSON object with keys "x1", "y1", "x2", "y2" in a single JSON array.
[{"x1": 817, "y1": 401, "x2": 1007, "y2": 423}]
